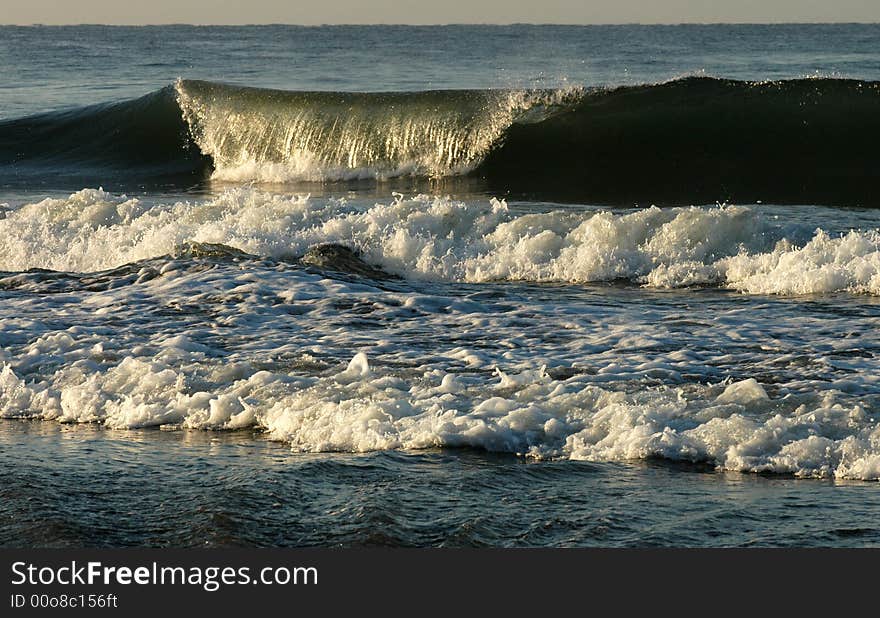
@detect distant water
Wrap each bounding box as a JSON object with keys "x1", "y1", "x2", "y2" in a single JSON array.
[{"x1": 2, "y1": 24, "x2": 880, "y2": 548}]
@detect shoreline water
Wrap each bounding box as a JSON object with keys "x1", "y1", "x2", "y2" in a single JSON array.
[{"x1": 3, "y1": 418, "x2": 879, "y2": 548}]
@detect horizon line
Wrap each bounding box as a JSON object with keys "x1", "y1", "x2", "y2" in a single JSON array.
[{"x1": 2, "y1": 21, "x2": 880, "y2": 27}]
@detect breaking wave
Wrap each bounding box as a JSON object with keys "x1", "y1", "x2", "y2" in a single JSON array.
[{"x1": 1, "y1": 77, "x2": 879, "y2": 203}]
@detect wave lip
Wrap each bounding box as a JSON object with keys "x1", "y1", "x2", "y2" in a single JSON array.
[{"x1": 175, "y1": 78, "x2": 579, "y2": 183}]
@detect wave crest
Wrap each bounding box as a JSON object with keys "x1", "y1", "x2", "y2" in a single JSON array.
[
  {"x1": 175, "y1": 79, "x2": 579, "y2": 182},
  {"x1": 3, "y1": 77, "x2": 880, "y2": 203}
]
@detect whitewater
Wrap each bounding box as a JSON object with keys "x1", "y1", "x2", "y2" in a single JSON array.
[
  {"x1": 1, "y1": 188, "x2": 880, "y2": 480},
  {"x1": 4, "y1": 189, "x2": 880, "y2": 295}
]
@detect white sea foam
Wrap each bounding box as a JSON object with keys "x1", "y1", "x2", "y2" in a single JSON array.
[
  {"x1": 3, "y1": 187, "x2": 880, "y2": 296},
  {"x1": 2, "y1": 188, "x2": 880, "y2": 477},
  {"x1": 3, "y1": 354, "x2": 880, "y2": 479}
]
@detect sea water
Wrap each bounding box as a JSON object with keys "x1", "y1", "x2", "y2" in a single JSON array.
[{"x1": 1, "y1": 24, "x2": 880, "y2": 547}]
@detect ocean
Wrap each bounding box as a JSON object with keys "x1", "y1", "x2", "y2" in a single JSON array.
[{"x1": 1, "y1": 24, "x2": 880, "y2": 547}]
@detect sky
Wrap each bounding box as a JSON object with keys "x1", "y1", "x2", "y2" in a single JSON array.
[{"x1": 2, "y1": 0, "x2": 880, "y2": 25}]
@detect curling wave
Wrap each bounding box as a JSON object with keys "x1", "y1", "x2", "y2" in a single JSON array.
[
  {"x1": 176, "y1": 79, "x2": 578, "y2": 182},
  {"x1": 1, "y1": 77, "x2": 879, "y2": 203}
]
